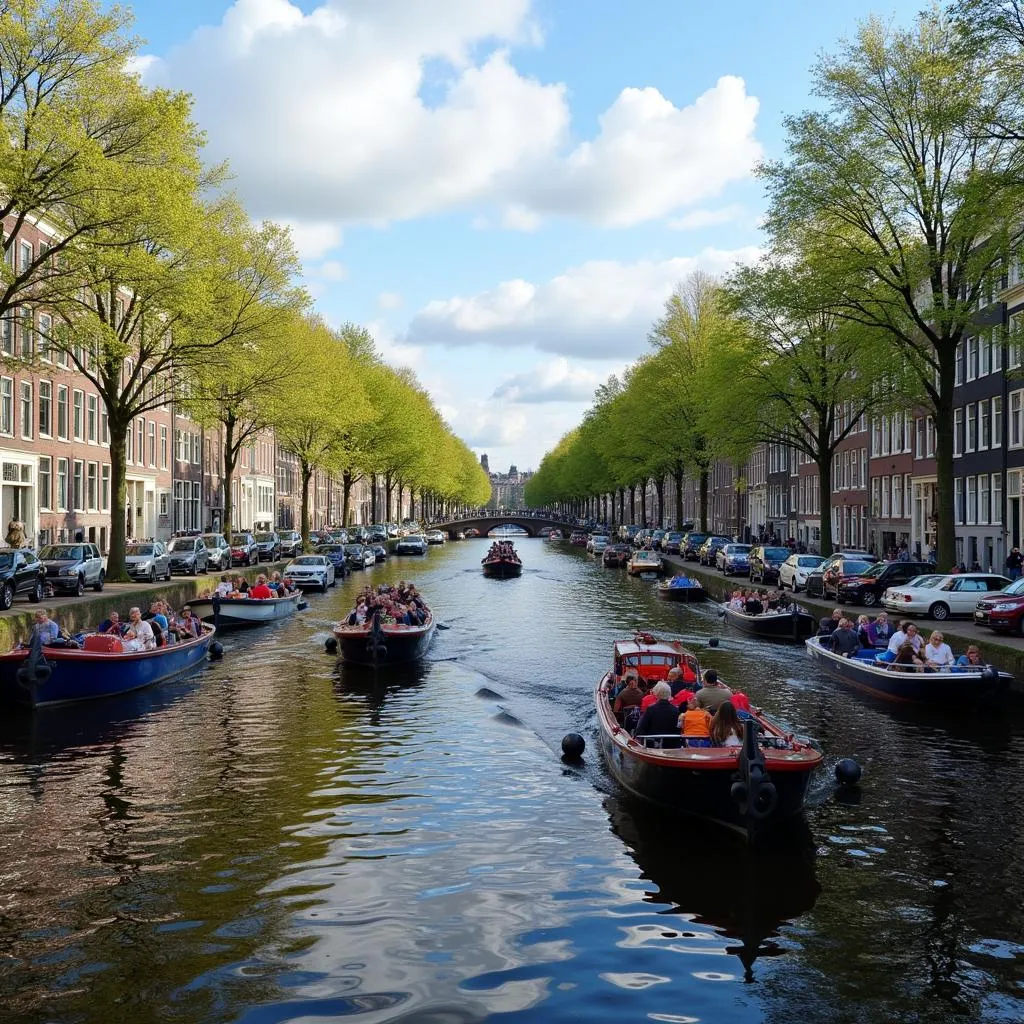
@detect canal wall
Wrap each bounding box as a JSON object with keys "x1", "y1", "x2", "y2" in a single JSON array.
[
  {"x1": 0, "y1": 564, "x2": 275, "y2": 650},
  {"x1": 661, "y1": 552, "x2": 1024, "y2": 689}
]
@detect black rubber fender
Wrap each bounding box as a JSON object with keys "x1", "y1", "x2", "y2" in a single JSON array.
[{"x1": 750, "y1": 781, "x2": 778, "y2": 820}]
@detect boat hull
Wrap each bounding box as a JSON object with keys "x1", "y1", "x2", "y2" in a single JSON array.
[
  {"x1": 722, "y1": 604, "x2": 816, "y2": 641},
  {"x1": 0, "y1": 628, "x2": 214, "y2": 709},
  {"x1": 482, "y1": 559, "x2": 522, "y2": 578},
  {"x1": 334, "y1": 616, "x2": 436, "y2": 666},
  {"x1": 657, "y1": 585, "x2": 706, "y2": 602},
  {"x1": 189, "y1": 593, "x2": 301, "y2": 627},
  {"x1": 804, "y1": 636, "x2": 1012, "y2": 704}
]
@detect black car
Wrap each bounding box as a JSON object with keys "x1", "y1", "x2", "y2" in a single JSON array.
[
  {"x1": 806, "y1": 550, "x2": 872, "y2": 598},
  {"x1": 229, "y1": 532, "x2": 259, "y2": 566},
  {"x1": 38, "y1": 542, "x2": 105, "y2": 595},
  {"x1": 278, "y1": 530, "x2": 302, "y2": 557},
  {"x1": 680, "y1": 532, "x2": 707, "y2": 561},
  {"x1": 748, "y1": 545, "x2": 792, "y2": 584},
  {"x1": 254, "y1": 531, "x2": 281, "y2": 562},
  {"x1": 0, "y1": 547, "x2": 46, "y2": 609},
  {"x1": 370, "y1": 543, "x2": 388, "y2": 562},
  {"x1": 315, "y1": 543, "x2": 349, "y2": 576},
  {"x1": 835, "y1": 560, "x2": 933, "y2": 607},
  {"x1": 697, "y1": 535, "x2": 731, "y2": 566}
]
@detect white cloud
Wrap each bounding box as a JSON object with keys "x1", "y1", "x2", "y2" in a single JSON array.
[
  {"x1": 284, "y1": 220, "x2": 343, "y2": 260},
  {"x1": 491, "y1": 357, "x2": 605, "y2": 403},
  {"x1": 138, "y1": 2, "x2": 761, "y2": 229},
  {"x1": 449, "y1": 403, "x2": 528, "y2": 448},
  {"x1": 406, "y1": 247, "x2": 761, "y2": 359},
  {"x1": 377, "y1": 291, "x2": 403, "y2": 310},
  {"x1": 366, "y1": 320, "x2": 424, "y2": 371},
  {"x1": 313, "y1": 259, "x2": 348, "y2": 281},
  {"x1": 668, "y1": 204, "x2": 745, "y2": 231}
]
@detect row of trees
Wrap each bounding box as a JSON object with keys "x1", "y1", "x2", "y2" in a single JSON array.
[
  {"x1": 528, "y1": 4, "x2": 1024, "y2": 567},
  {"x1": 0, "y1": 1, "x2": 488, "y2": 578}
]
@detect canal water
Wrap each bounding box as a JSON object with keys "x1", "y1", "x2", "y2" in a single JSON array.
[{"x1": 1, "y1": 539, "x2": 1022, "y2": 1023}]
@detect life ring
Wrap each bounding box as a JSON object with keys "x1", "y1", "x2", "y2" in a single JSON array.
[
  {"x1": 16, "y1": 661, "x2": 51, "y2": 688},
  {"x1": 750, "y1": 781, "x2": 778, "y2": 820}
]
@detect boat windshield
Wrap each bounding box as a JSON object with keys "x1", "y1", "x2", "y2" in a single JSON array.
[
  {"x1": 126, "y1": 544, "x2": 154, "y2": 556},
  {"x1": 40, "y1": 545, "x2": 83, "y2": 560}
]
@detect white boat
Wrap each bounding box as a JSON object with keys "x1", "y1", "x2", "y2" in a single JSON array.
[{"x1": 189, "y1": 592, "x2": 303, "y2": 628}]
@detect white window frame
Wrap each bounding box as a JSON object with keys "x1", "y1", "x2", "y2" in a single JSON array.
[
  {"x1": 0, "y1": 376, "x2": 12, "y2": 436},
  {"x1": 966, "y1": 402, "x2": 977, "y2": 453},
  {"x1": 954, "y1": 407, "x2": 964, "y2": 456},
  {"x1": 38, "y1": 455, "x2": 51, "y2": 511},
  {"x1": 72, "y1": 388, "x2": 83, "y2": 441}
]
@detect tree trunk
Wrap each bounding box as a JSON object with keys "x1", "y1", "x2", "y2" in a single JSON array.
[
  {"x1": 106, "y1": 426, "x2": 130, "y2": 580},
  {"x1": 818, "y1": 457, "x2": 833, "y2": 558},
  {"x1": 699, "y1": 469, "x2": 709, "y2": 533},
  {"x1": 342, "y1": 470, "x2": 353, "y2": 526},
  {"x1": 370, "y1": 474, "x2": 378, "y2": 523},
  {"x1": 385, "y1": 471, "x2": 394, "y2": 521},
  {"x1": 300, "y1": 461, "x2": 313, "y2": 550},
  {"x1": 629, "y1": 484, "x2": 636, "y2": 524},
  {"x1": 934, "y1": 352, "x2": 956, "y2": 571},
  {"x1": 654, "y1": 475, "x2": 664, "y2": 528},
  {"x1": 222, "y1": 415, "x2": 237, "y2": 541},
  {"x1": 639, "y1": 479, "x2": 648, "y2": 527},
  {"x1": 673, "y1": 465, "x2": 684, "y2": 529},
  {"x1": 396, "y1": 480, "x2": 403, "y2": 522}
]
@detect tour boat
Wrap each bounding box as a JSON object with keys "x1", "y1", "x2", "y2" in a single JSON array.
[
  {"x1": 804, "y1": 635, "x2": 1012, "y2": 704},
  {"x1": 722, "y1": 603, "x2": 817, "y2": 641},
  {"x1": 547, "y1": 529, "x2": 563, "y2": 541},
  {"x1": 188, "y1": 591, "x2": 302, "y2": 628},
  {"x1": 656, "y1": 577, "x2": 705, "y2": 602},
  {"x1": 0, "y1": 627, "x2": 216, "y2": 709},
  {"x1": 627, "y1": 550, "x2": 664, "y2": 576},
  {"x1": 596, "y1": 633, "x2": 823, "y2": 842},
  {"x1": 482, "y1": 548, "x2": 523, "y2": 578},
  {"x1": 334, "y1": 607, "x2": 436, "y2": 667}
]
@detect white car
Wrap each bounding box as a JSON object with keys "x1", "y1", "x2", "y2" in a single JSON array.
[
  {"x1": 778, "y1": 553, "x2": 826, "y2": 592},
  {"x1": 426, "y1": 529, "x2": 446, "y2": 545},
  {"x1": 882, "y1": 572, "x2": 1011, "y2": 620},
  {"x1": 284, "y1": 554, "x2": 336, "y2": 592},
  {"x1": 587, "y1": 534, "x2": 610, "y2": 555},
  {"x1": 395, "y1": 534, "x2": 428, "y2": 555}
]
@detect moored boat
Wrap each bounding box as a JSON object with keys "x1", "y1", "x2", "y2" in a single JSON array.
[
  {"x1": 596, "y1": 633, "x2": 822, "y2": 841},
  {"x1": 188, "y1": 591, "x2": 302, "y2": 628},
  {"x1": 722, "y1": 603, "x2": 817, "y2": 641},
  {"x1": 0, "y1": 627, "x2": 215, "y2": 709},
  {"x1": 656, "y1": 576, "x2": 705, "y2": 602},
  {"x1": 804, "y1": 635, "x2": 1012, "y2": 704},
  {"x1": 627, "y1": 550, "x2": 663, "y2": 576}
]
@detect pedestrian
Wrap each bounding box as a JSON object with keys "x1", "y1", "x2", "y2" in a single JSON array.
[{"x1": 1006, "y1": 546, "x2": 1023, "y2": 580}]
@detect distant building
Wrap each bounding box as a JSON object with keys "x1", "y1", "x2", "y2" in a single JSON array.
[{"x1": 479, "y1": 454, "x2": 532, "y2": 508}]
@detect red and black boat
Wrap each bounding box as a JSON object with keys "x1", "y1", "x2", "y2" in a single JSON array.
[
  {"x1": 596, "y1": 633, "x2": 823, "y2": 842},
  {"x1": 333, "y1": 607, "x2": 435, "y2": 667},
  {"x1": 481, "y1": 540, "x2": 522, "y2": 578}
]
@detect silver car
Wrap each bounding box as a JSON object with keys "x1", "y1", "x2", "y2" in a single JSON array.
[
  {"x1": 395, "y1": 534, "x2": 428, "y2": 555},
  {"x1": 285, "y1": 555, "x2": 335, "y2": 592},
  {"x1": 125, "y1": 541, "x2": 171, "y2": 582},
  {"x1": 200, "y1": 533, "x2": 231, "y2": 571}
]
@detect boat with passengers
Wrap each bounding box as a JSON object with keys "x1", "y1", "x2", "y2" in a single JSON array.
[
  {"x1": 481, "y1": 540, "x2": 523, "y2": 578},
  {"x1": 595, "y1": 632, "x2": 823, "y2": 842},
  {"x1": 334, "y1": 582, "x2": 435, "y2": 667}
]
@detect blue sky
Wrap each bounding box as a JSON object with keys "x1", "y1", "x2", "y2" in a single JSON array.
[{"x1": 128, "y1": 0, "x2": 923, "y2": 473}]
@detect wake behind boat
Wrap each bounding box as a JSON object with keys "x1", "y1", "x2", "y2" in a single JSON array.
[
  {"x1": 482, "y1": 539, "x2": 522, "y2": 578},
  {"x1": 334, "y1": 582, "x2": 435, "y2": 667},
  {"x1": 595, "y1": 632, "x2": 822, "y2": 842}
]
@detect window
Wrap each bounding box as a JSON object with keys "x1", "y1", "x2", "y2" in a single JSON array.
[
  {"x1": 19, "y1": 381, "x2": 31, "y2": 439},
  {"x1": 955, "y1": 477, "x2": 964, "y2": 523},
  {"x1": 967, "y1": 476, "x2": 977, "y2": 525},
  {"x1": 38, "y1": 380, "x2": 52, "y2": 437},
  {"x1": 979, "y1": 474, "x2": 990, "y2": 525},
  {"x1": 136, "y1": 418, "x2": 144, "y2": 464},
  {"x1": 160, "y1": 425, "x2": 168, "y2": 469},
  {"x1": 19, "y1": 240, "x2": 31, "y2": 271},
  {"x1": 871, "y1": 477, "x2": 881, "y2": 517},
  {"x1": 126, "y1": 420, "x2": 133, "y2": 463},
  {"x1": 57, "y1": 385, "x2": 68, "y2": 440},
  {"x1": 100, "y1": 464, "x2": 110, "y2": 511},
  {"x1": 0, "y1": 377, "x2": 12, "y2": 435},
  {"x1": 993, "y1": 396, "x2": 1003, "y2": 448},
  {"x1": 926, "y1": 415, "x2": 935, "y2": 457},
  {"x1": 86, "y1": 462, "x2": 97, "y2": 511},
  {"x1": 38, "y1": 313, "x2": 51, "y2": 362},
  {"x1": 881, "y1": 475, "x2": 890, "y2": 517},
  {"x1": 72, "y1": 459, "x2": 84, "y2": 511},
  {"x1": 100, "y1": 407, "x2": 108, "y2": 445},
  {"x1": 1010, "y1": 390, "x2": 1023, "y2": 448},
  {"x1": 980, "y1": 401, "x2": 990, "y2": 450},
  {"x1": 72, "y1": 389, "x2": 83, "y2": 440},
  {"x1": 954, "y1": 407, "x2": 964, "y2": 456},
  {"x1": 38, "y1": 456, "x2": 51, "y2": 511},
  {"x1": 955, "y1": 341, "x2": 965, "y2": 385},
  {"x1": 994, "y1": 330, "x2": 1004, "y2": 371},
  {"x1": 966, "y1": 402, "x2": 977, "y2": 452},
  {"x1": 57, "y1": 457, "x2": 69, "y2": 511},
  {"x1": 191, "y1": 433, "x2": 200, "y2": 465},
  {"x1": 981, "y1": 331, "x2": 991, "y2": 376},
  {"x1": 147, "y1": 420, "x2": 155, "y2": 466},
  {"x1": 87, "y1": 395, "x2": 97, "y2": 442},
  {"x1": 967, "y1": 336, "x2": 978, "y2": 380},
  {"x1": 892, "y1": 475, "x2": 902, "y2": 518},
  {"x1": 19, "y1": 310, "x2": 32, "y2": 359},
  {"x1": 0, "y1": 314, "x2": 12, "y2": 355},
  {"x1": 993, "y1": 473, "x2": 1003, "y2": 525}
]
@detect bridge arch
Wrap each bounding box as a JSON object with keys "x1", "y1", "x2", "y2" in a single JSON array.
[{"x1": 432, "y1": 514, "x2": 571, "y2": 539}]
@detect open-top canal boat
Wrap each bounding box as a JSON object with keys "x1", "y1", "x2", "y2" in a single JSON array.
[
  {"x1": 722, "y1": 603, "x2": 817, "y2": 641},
  {"x1": 188, "y1": 591, "x2": 302, "y2": 628}
]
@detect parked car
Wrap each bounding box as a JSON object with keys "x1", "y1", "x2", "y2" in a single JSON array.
[
  {"x1": 680, "y1": 532, "x2": 707, "y2": 561},
  {"x1": 974, "y1": 576, "x2": 1024, "y2": 633},
  {"x1": 660, "y1": 531, "x2": 685, "y2": 554},
  {"x1": 284, "y1": 554, "x2": 335, "y2": 592},
  {"x1": 426, "y1": 529, "x2": 446, "y2": 544},
  {"x1": 167, "y1": 536, "x2": 209, "y2": 575},
  {"x1": 822, "y1": 557, "x2": 878, "y2": 599},
  {"x1": 200, "y1": 533, "x2": 231, "y2": 571},
  {"x1": 650, "y1": 530, "x2": 666, "y2": 550},
  {"x1": 229, "y1": 532, "x2": 259, "y2": 566},
  {"x1": 395, "y1": 534, "x2": 428, "y2": 555},
  {"x1": 366, "y1": 525, "x2": 388, "y2": 544},
  {"x1": 0, "y1": 547, "x2": 46, "y2": 609},
  {"x1": 38, "y1": 542, "x2": 105, "y2": 595},
  {"x1": 569, "y1": 531, "x2": 588, "y2": 547},
  {"x1": 834, "y1": 560, "x2": 933, "y2": 607},
  {"x1": 278, "y1": 530, "x2": 302, "y2": 557},
  {"x1": 602, "y1": 543, "x2": 631, "y2": 567},
  {"x1": 619, "y1": 524, "x2": 641, "y2": 543},
  {"x1": 254, "y1": 531, "x2": 281, "y2": 562},
  {"x1": 370, "y1": 543, "x2": 388, "y2": 562},
  {"x1": 716, "y1": 543, "x2": 751, "y2": 575},
  {"x1": 125, "y1": 541, "x2": 171, "y2": 583},
  {"x1": 315, "y1": 543, "x2": 349, "y2": 576},
  {"x1": 778, "y1": 554, "x2": 825, "y2": 592},
  {"x1": 697, "y1": 535, "x2": 731, "y2": 566},
  {"x1": 804, "y1": 550, "x2": 872, "y2": 598},
  {"x1": 748, "y1": 545, "x2": 792, "y2": 584},
  {"x1": 883, "y1": 572, "x2": 1011, "y2": 620},
  {"x1": 344, "y1": 543, "x2": 377, "y2": 569},
  {"x1": 590, "y1": 535, "x2": 610, "y2": 556}
]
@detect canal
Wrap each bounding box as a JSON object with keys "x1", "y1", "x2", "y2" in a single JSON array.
[{"x1": 1, "y1": 538, "x2": 1022, "y2": 1023}]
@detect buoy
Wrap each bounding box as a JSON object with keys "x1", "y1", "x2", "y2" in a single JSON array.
[
  {"x1": 707, "y1": 637, "x2": 720, "y2": 648},
  {"x1": 208, "y1": 640, "x2": 224, "y2": 661},
  {"x1": 324, "y1": 637, "x2": 338, "y2": 655},
  {"x1": 561, "y1": 733, "x2": 585, "y2": 760},
  {"x1": 834, "y1": 757, "x2": 862, "y2": 787}
]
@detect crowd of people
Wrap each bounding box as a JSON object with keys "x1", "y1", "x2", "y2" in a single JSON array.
[
  {"x1": 726, "y1": 588, "x2": 794, "y2": 615},
  {"x1": 341, "y1": 582, "x2": 429, "y2": 628},
  {"x1": 817, "y1": 609, "x2": 985, "y2": 672},
  {"x1": 207, "y1": 572, "x2": 297, "y2": 600},
  {"x1": 608, "y1": 665, "x2": 753, "y2": 749},
  {"x1": 482, "y1": 540, "x2": 521, "y2": 564}
]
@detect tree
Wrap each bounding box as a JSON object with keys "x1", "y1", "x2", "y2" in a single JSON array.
[{"x1": 760, "y1": 11, "x2": 1024, "y2": 568}]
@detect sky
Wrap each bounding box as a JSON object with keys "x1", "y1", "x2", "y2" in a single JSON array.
[{"x1": 127, "y1": 0, "x2": 924, "y2": 474}]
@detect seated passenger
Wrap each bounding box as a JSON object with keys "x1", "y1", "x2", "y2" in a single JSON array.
[
  {"x1": 176, "y1": 606, "x2": 201, "y2": 638},
  {"x1": 31, "y1": 609, "x2": 60, "y2": 646},
  {"x1": 889, "y1": 640, "x2": 924, "y2": 672},
  {"x1": 213, "y1": 575, "x2": 233, "y2": 599},
  {"x1": 695, "y1": 669, "x2": 733, "y2": 712},
  {"x1": 249, "y1": 575, "x2": 274, "y2": 600},
  {"x1": 818, "y1": 609, "x2": 842, "y2": 637},
  {"x1": 923, "y1": 631, "x2": 955, "y2": 670},
  {"x1": 830, "y1": 618, "x2": 861, "y2": 657},
  {"x1": 710, "y1": 700, "x2": 744, "y2": 747},
  {"x1": 680, "y1": 696, "x2": 713, "y2": 747},
  {"x1": 955, "y1": 645, "x2": 983, "y2": 671},
  {"x1": 744, "y1": 594, "x2": 764, "y2": 615},
  {"x1": 856, "y1": 615, "x2": 873, "y2": 649},
  {"x1": 866, "y1": 612, "x2": 894, "y2": 648},
  {"x1": 122, "y1": 607, "x2": 156, "y2": 653},
  {"x1": 98, "y1": 611, "x2": 128, "y2": 636},
  {"x1": 613, "y1": 676, "x2": 643, "y2": 719},
  {"x1": 887, "y1": 622, "x2": 923, "y2": 656},
  {"x1": 635, "y1": 682, "x2": 683, "y2": 747}
]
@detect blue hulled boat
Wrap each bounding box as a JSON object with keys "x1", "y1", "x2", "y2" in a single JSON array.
[
  {"x1": 0, "y1": 627, "x2": 215, "y2": 709},
  {"x1": 804, "y1": 635, "x2": 1012, "y2": 704}
]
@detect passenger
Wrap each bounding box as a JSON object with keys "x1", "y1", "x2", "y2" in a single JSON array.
[
  {"x1": 122, "y1": 607, "x2": 156, "y2": 653},
  {"x1": 856, "y1": 615, "x2": 873, "y2": 649},
  {"x1": 146, "y1": 600, "x2": 169, "y2": 635},
  {"x1": 31, "y1": 609, "x2": 60, "y2": 645},
  {"x1": 818, "y1": 608, "x2": 843, "y2": 637},
  {"x1": 866, "y1": 612, "x2": 894, "y2": 648},
  {"x1": 635, "y1": 682, "x2": 683, "y2": 747},
  {"x1": 666, "y1": 666, "x2": 687, "y2": 697},
  {"x1": 923, "y1": 631, "x2": 955, "y2": 670},
  {"x1": 178, "y1": 606, "x2": 201, "y2": 638},
  {"x1": 955, "y1": 645, "x2": 983, "y2": 671},
  {"x1": 613, "y1": 676, "x2": 643, "y2": 718},
  {"x1": 887, "y1": 621, "x2": 923, "y2": 657},
  {"x1": 830, "y1": 618, "x2": 861, "y2": 657},
  {"x1": 744, "y1": 592, "x2": 764, "y2": 615},
  {"x1": 710, "y1": 700, "x2": 744, "y2": 747},
  {"x1": 249, "y1": 575, "x2": 274, "y2": 600},
  {"x1": 889, "y1": 640, "x2": 923, "y2": 672},
  {"x1": 679, "y1": 696, "x2": 713, "y2": 747},
  {"x1": 728, "y1": 590, "x2": 745, "y2": 611},
  {"x1": 695, "y1": 669, "x2": 733, "y2": 712},
  {"x1": 98, "y1": 611, "x2": 127, "y2": 636},
  {"x1": 214, "y1": 574, "x2": 233, "y2": 599},
  {"x1": 236, "y1": 576, "x2": 250, "y2": 594}
]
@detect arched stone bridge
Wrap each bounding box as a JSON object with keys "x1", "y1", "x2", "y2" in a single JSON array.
[{"x1": 433, "y1": 514, "x2": 571, "y2": 538}]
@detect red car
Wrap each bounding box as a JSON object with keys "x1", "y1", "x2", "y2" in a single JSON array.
[{"x1": 973, "y1": 577, "x2": 1024, "y2": 632}]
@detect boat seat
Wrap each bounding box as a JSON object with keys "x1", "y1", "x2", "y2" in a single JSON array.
[{"x1": 636, "y1": 734, "x2": 683, "y2": 749}]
